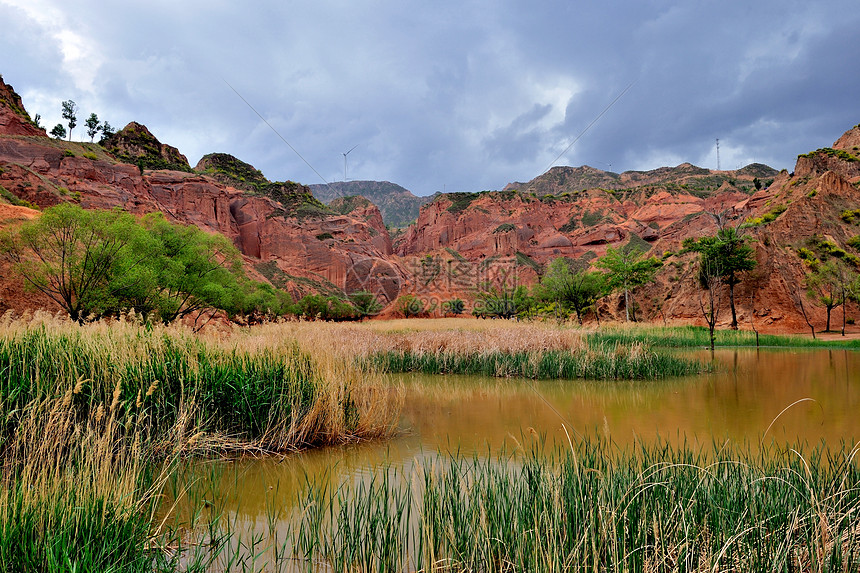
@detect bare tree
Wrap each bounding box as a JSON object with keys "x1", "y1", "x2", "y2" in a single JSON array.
[
  {"x1": 779, "y1": 261, "x2": 816, "y2": 339},
  {"x1": 698, "y1": 260, "x2": 724, "y2": 352}
]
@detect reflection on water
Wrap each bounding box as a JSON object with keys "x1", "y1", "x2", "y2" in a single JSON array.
[{"x1": 163, "y1": 348, "x2": 860, "y2": 543}]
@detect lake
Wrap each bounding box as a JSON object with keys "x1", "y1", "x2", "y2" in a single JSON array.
[{"x1": 161, "y1": 347, "x2": 860, "y2": 567}]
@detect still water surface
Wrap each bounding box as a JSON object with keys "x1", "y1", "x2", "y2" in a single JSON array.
[{"x1": 173, "y1": 348, "x2": 860, "y2": 523}]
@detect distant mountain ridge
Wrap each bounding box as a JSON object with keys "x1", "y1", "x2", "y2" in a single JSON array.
[
  {"x1": 309, "y1": 180, "x2": 433, "y2": 228},
  {"x1": 505, "y1": 162, "x2": 779, "y2": 197}
]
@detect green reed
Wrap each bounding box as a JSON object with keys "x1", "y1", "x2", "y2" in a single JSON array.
[
  {"x1": 0, "y1": 316, "x2": 398, "y2": 572},
  {"x1": 589, "y1": 325, "x2": 860, "y2": 349},
  {"x1": 370, "y1": 343, "x2": 706, "y2": 380},
  {"x1": 0, "y1": 322, "x2": 357, "y2": 450},
  {"x1": 289, "y1": 438, "x2": 860, "y2": 572},
  {"x1": 0, "y1": 486, "x2": 155, "y2": 573}
]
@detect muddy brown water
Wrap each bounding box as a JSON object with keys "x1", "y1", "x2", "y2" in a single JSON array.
[{"x1": 162, "y1": 348, "x2": 860, "y2": 561}]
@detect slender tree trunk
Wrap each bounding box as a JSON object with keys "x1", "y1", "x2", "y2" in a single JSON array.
[
  {"x1": 729, "y1": 281, "x2": 738, "y2": 330},
  {"x1": 624, "y1": 288, "x2": 630, "y2": 322},
  {"x1": 798, "y1": 295, "x2": 816, "y2": 339},
  {"x1": 749, "y1": 293, "x2": 760, "y2": 348},
  {"x1": 842, "y1": 298, "x2": 846, "y2": 336},
  {"x1": 826, "y1": 306, "x2": 832, "y2": 332}
]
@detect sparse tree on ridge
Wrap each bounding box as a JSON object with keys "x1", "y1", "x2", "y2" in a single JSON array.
[
  {"x1": 100, "y1": 120, "x2": 115, "y2": 141},
  {"x1": 50, "y1": 124, "x2": 66, "y2": 140},
  {"x1": 61, "y1": 100, "x2": 77, "y2": 141},
  {"x1": 85, "y1": 112, "x2": 100, "y2": 142}
]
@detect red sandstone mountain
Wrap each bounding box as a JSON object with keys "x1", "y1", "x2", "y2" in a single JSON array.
[
  {"x1": 0, "y1": 77, "x2": 403, "y2": 314},
  {"x1": 395, "y1": 130, "x2": 860, "y2": 331},
  {"x1": 2, "y1": 73, "x2": 859, "y2": 333}
]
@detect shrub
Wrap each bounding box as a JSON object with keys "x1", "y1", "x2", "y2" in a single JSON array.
[
  {"x1": 396, "y1": 294, "x2": 425, "y2": 317},
  {"x1": 841, "y1": 209, "x2": 860, "y2": 224},
  {"x1": 744, "y1": 205, "x2": 787, "y2": 227}
]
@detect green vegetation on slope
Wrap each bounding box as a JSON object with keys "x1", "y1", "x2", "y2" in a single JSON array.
[
  {"x1": 196, "y1": 152, "x2": 332, "y2": 219},
  {"x1": 101, "y1": 122, "x2": 192, "y2": 172}
]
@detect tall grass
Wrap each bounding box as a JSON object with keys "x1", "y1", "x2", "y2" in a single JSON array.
[
  {"x1": 0, "y1": 312, "x2": 401, "y2": 452},
  {"x1": 591, "y1": 324, "x2": 860, "y2": 349},
  {"x1": 355, "y1": 324, "x2": 706, "y2": 379},
  {"x1": 0, "y1": 312, "x2": 402, "y2": 572},
  {"x1": 372, "y1": 344, "x2": 704, "y2": 379},
  {"x1": 292, "y1": 437, "x2": 860, "y2": 572}
]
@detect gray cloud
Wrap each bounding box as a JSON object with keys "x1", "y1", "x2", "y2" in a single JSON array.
[{"x1": 1, "y1": 0, "x2": 856, "y2": 195}]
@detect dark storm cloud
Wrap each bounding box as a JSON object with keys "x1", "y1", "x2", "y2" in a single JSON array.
[{"x1": 1, "y1": 0, "x2": 857, "y2": 195}]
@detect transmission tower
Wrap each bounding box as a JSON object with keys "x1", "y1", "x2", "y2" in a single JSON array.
[{"x1": 716, "y1": 138, "x2": 721, "y2": 171}]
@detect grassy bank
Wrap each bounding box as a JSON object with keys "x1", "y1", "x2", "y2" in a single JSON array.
[
  {"x1": 0, "y1": 313, "x2": 401, "y2": 572},
  {"x1": 353, "y1": 320, "x2": 708, "y2": 379},
  {"x1": 590, "y1": 324, "x2": 860, "y2": 349},
  {"x1": 292, "y1": 438, "x2": 860, "y2": 572}
]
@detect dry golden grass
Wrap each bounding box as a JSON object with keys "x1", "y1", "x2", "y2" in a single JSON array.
[{"x1": 249, "y1": 317, "x2": 588, "y2": 357}]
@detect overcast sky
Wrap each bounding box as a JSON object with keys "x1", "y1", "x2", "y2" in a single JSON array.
[{"x1": 1, "y1": 1, "x2": 857, "y2": 196}]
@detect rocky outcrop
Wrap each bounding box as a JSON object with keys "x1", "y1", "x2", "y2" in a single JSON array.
[
  {"x1": 0, "y1": 76, "x2": 45, "y2": 137},
  {"x1": 102, "y1": 122, "x2": 191, "y2": 172}
]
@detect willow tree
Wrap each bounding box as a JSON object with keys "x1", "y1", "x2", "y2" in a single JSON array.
[{"x1": 1, "y1": 203, "x2": 146, "y2": 322}]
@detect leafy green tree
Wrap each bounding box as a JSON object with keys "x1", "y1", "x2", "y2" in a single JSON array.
[
  {"x1": 235, "y1": 282, "x2": 294, "y2": 318},
  {"x1": 33, "y1": 113, "x2": 42, "y2": 129},
  {"x1": 139, "y1": 213, "x2": 245, "y2": 323},
  {"x1": 61, "y1": 100, "x2": 77, "y2": 141},
  {"x1": 442, "y1": 298, "x2": 465, "y2": 315},
  {"x1": 396, "y1": 293, "x2": 425, "y2": 318},
  {"x1": 595, "y1": 246, "x2": 662, "y2": 322},
  {"x1": 1, "y1": 204, "x2": 145, "y2": 322},
  {"x1": 512, "y1": 285, "x2": 537, "y2": 319},
  {"x1": 1, "y1": 205, "x2": 295, "y2": 325},
  {"x1": 85, "y1": 112, "x2": 100, "y2": 142},
  {"x1": 50, "y1": 124, "x2": 66, "y2": 140},
  {"x1": 684, "y1": 226, "x2": 756, "y2": 329},
  {"x1": 100, "y1": 121, "x2": 115, "y2": 141},
  {"x1": 473, "y1": 281, "x2": 517, "y2": 318},
  {"x1": 540, "y1": 257, "x2": 604, "y2": 324},
  {"x1": 349, "y1": 291, "x2": 383, "y2": 318},
  {"x1": 296, "y1": 294, "x2": 328, "y2": 319}
]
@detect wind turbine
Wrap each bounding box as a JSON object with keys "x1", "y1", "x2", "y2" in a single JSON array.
[{"x1": 343, "y1": 144, "x2": 359, "y2": 181}]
